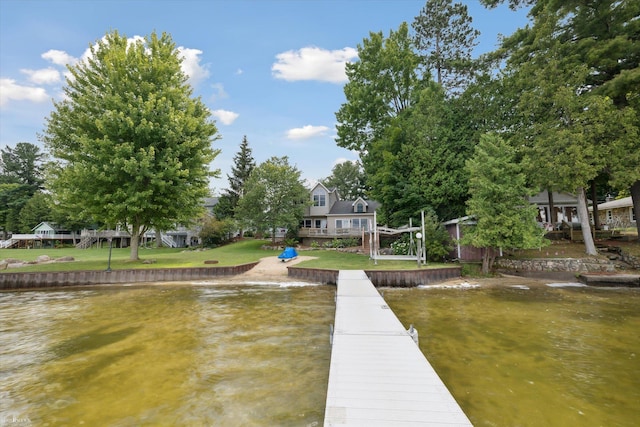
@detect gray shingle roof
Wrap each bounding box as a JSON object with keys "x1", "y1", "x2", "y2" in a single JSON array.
[{"x1": 328, "y1": 200, "x2": 380, "y2": 215}]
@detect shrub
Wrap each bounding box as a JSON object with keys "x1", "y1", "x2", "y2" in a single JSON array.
[
  {"x1": 283, "y1": 237, "x2": 298, "y2": 247},
  {"x1": 199, "y1": 217, "x2": 237, "y2": 247}
]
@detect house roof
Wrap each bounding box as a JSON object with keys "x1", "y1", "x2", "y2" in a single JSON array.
[
  {"x1": 442, "y1": 216, "x2": 476, "y2": 226},
  {"x1": 529, "y1": 191, "x2": 582, "y2": 205},
  {"x1": 203, "y1": 197, "x2": 219, "y2": 207},
  {"x1": 592, "y1": 196, "x2": 633, "y2": 210},
  {"x1": 32, "y1": 221, "x2": 62, "y2": 231},
  {"x1": 328, "y1": 200, "x2": 380, "y2": 215}
]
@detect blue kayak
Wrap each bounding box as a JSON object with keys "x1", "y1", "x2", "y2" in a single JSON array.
[{"x1": 278, "y1": 247, "x2": 298, "y2": 262}]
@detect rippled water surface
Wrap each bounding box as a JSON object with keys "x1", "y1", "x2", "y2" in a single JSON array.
[
  {"x1": 384, "y1": 285, "x2": 640, "y2": 427},
  {"x1": 2, "y1": 282, "x2": 639, "y2": 426},
  {"x1": 1, "y1": 284, "x2": 335, "y2": 426}
]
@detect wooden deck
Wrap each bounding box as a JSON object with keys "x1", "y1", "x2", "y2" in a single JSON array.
[{"x1": 324, "y1": 270, "x2": 473, "y2": 426}]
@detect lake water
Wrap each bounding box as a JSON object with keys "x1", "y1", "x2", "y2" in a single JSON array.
[{"x1": 1, "y1": 281, "x2": 639, "y2": 426}]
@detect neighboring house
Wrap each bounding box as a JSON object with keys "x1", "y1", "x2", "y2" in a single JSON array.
[
  {"x1": 203, "y1": 197, "x2": 219, "y2": 217},
  {"x1": 298, "y1": 182, "x2": 380, "y2": 246},
  {"x1": 529, "y1": 191, "x2": 581, "y2": 230},
  {"x1": 1, "y1": 222, "x2": 78, "y2": 249},
  {"x1": 589, "y1": 196, "x2": 636, "y2": 229}
]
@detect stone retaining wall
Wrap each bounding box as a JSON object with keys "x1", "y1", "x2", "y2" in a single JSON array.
[
  {"x1": 287, "y1": 266, "x2": 462, "y2": 287},
  {"x1": 495, "y1": 257, "x2": 616, "y2": 273},
  {"x1": 0, "y1": 262, "x2": 259, "y2": 290}
]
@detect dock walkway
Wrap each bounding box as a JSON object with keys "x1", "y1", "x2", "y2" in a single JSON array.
[{"x1": 324, "y1": 270, "x2": 473, "y2": 426}]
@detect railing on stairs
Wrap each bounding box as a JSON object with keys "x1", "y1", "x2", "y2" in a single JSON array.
[
  {"x1": 161, "y1": 235, "x2": 176, "y2": 248},
  {"x1": 75, "y1": 235, "x2": 97, "y2": 249},
  {"x1": 0, "y1": 239, "x2": 18, "y2": 249}
]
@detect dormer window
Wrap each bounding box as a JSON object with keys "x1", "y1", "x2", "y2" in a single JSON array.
[
  {"x1": 356, "y1": 203, "x2": 364, "y2": 213},
  {"x1": 313, "y1": 189, "x2": 326, "y2": 206}
]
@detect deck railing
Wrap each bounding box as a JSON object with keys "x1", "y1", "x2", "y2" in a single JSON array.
[{"x1": 298, "y1": 227, "x2": 365, "y2": 238}]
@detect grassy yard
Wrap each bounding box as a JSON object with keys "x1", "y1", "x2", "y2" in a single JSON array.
[{"x1": 0, "y1": 239, "x2": 447, "y2": 273}]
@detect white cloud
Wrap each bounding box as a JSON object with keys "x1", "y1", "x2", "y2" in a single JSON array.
[
  {"x1": 272, "y1": 46, "x2": 358, "y2": 83},
  {"x1": 211, "y1": 109, "x2": 239, "y2": 125},
  {"x1": 21, "y1": 67, "x2": 61, "y2": 85},
  {"x1": 41, "y1": 49, "x2": 78, "y2": 66},
  {"x1": 333, "y1": 157, "x2": 351, "y2": 166},
  {"x1": 286, "y1": 125, "x2": 330, "y2": 140},
  {"x1": 0, "y1": 78, "x2": 49, "y2": 107},
  {"x1": 210, "y1": 83, "x2": 228, "y2": 102},
  {"x1": 177, "y1": 47, "x2": 210, "y2": 86},
  {"x1": 235, "y1": 68, "x2": 243, "y2": 75}
]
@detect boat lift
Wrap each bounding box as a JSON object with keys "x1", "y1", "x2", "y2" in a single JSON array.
[{"x1": 369, "y1": 210, "x2": 427, "y2": 266}]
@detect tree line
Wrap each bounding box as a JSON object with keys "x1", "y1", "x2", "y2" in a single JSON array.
[{"x1": 335, "y1": 0, "x2": 639, "y2": 270}]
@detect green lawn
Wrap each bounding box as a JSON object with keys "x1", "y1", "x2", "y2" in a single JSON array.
[{"x1": 1, "y1": 239, "x2": 447, "y2": 273}]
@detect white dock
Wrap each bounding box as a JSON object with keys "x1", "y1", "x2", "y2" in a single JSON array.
[{"x1": 324, "y1": 270, "x2": 473, "y2": 426}]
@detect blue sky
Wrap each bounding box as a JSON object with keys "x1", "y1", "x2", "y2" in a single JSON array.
[{"x1": 0, "y1": 0, "x2": 530, "y2": 194}]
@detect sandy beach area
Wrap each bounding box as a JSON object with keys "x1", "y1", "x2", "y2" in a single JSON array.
[{"x1": 214, "y1": 255, "x2": 576, "y2": 288}]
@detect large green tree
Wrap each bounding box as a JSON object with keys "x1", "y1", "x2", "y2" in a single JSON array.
[
  {"x1": 367, "y1": 82, "x2": 471, "y2": 225},
  {"x1": 321, "y1": 161, "x2": 366, "y2": 200},
  {"x1": 463, "y1": 134, "x2": 547, "y2": 273},
  {"x1": 42, "y1": 30, "x2": 220, "y2": 260},
  {"x1": 236, "y1": 156, "x2": 309, "y2": 244},
  {"x1": 335, "y1": 22, "x2": 424, "y2": 159},
  {"x1": 412, "y1": 0, "x2": 480, "y2": 93}
]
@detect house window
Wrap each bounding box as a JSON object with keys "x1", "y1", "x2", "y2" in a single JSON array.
[
  {"x1": 313, "y1": 190, "x2": 326, "y2": 206},
  {"x1": 300, "y1": 219, "x2": 311, "y2": 228},
  {"x1": 352, "y1": 218, "x2": 369, "y2": 231},
  {"x1": 632, "y1": 207, "x2": 636, "y2": 222},
  {"x1": 315, "y1": 219, "x2": 322, "y2": 228},
  {"x1": 336, "y1": 219, "x2": 350, "y2": 229},
  {"x1": 606, "y1": 210, "x2": 613, "y2": 222},
  {"x1": 356, "y1": 203, "x2": 364, "y2": 213}
]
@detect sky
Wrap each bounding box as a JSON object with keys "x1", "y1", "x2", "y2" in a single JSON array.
[{"x1": 0, "y1": 0, "x2": 531, "y2": 195}]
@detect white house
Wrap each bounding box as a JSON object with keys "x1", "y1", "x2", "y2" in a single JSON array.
[{"x1": 298, "y1": 182, "x2": 380, "y2": 246}]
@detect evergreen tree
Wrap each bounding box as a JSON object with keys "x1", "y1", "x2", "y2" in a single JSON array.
[
  {"x1": 412, "y1": 0, "x2": 480, "y2": 93},
  {"x1": 463, "y1": 134, "x2": 547, "y2": 273},
  {"x1": 0, "y1": 143, "x2": 46, "y2": 236},
  {"x1": 485, "y1": 0, "x2": 640, "y2": 239},
  {"x1": 0, "y1": 142, "x2": 46, "y2": 188},
  {"x1": 228, "y1": 135, "x2": 255, "y2": 200},
  {"x1": 214, "y1": 136, "x2": 255, "y2": 237}
]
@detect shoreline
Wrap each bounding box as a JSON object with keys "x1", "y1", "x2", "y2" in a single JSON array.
[{"x1": 1, "y1": 255, "x2": 637, "y2": 290}]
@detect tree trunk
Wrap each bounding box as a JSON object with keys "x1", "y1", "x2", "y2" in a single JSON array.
[
  {"x1": 481, "y1": 248, "x2": 491, "y2": 274},
  {"x1": 130, "y1": 224, "x2": 141, "y2": 260},
  {"x1": 155, "y1": 229, "x2": 162, "y2": 248},
  {"x1": 591, "y1": 180, "x2": 600, "y2": 229},
  {"x1": 547, "y1": 190, "x2": 557, "y2": 224},
  {"x1": 271, "y1": 226, "x2": 277, "y2": 245},
  {"x1": 576, "y1": 187, "x2": 597, "y2": 255},
  {"x1": 631, "y1": 180, "x2": 640, "y2": 241}
]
